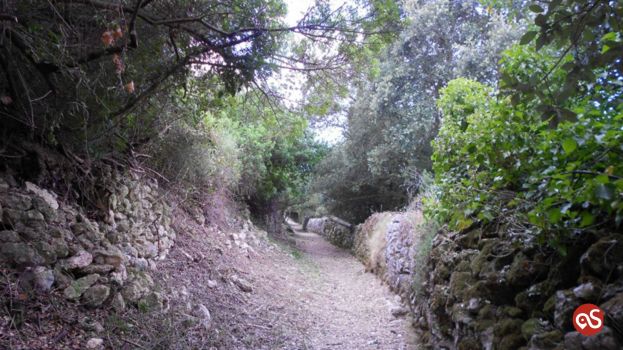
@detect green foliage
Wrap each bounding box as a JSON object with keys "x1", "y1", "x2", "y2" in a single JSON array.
[
  {"x1": 514, "y1": 0, "x2": 623, "y2": 123},
  {"x1": 148, "y1": 117, "x2": 241, "y2": 195},
  {"x1": 148, "y1": 81, "x2": 328, "y2": 213},
  {"x1": 1, "y1": 0, "x2": 290, "y2": 155},
  {"x1": 430, "y1": 42, "x2": 623, "y2": 241},
  {"x1": 1, "y1": 0, "x2": 392, "y2": 167},
  {"x1": 309, "y1": 0, "x2": 522, "y2": 223},
  {"x1": 478, "y1": 0, "x2": 532, "y2": 18}
]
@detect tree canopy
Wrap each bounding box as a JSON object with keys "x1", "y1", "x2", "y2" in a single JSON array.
[
  {"x1": 0, "y1": 0, "x2": 396, "y2": 157},
  {"x1": 2, "y1": 0, "x2": 621, "y2": 238},
  {"x1": 308, "y1": 0, "x2": 522, "y2": 223}
]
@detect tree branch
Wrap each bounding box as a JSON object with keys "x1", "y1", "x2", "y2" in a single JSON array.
[{"x1": 128, "y1": 0, "x2": 142, "y2": 48}]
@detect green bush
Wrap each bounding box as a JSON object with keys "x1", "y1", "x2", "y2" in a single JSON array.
[
  {"x1": 430, "y1": 45, "x2": 623, "y2": 245},
  {"x1": 149, "y1": 120, "x2": 241, "y2": 196}
]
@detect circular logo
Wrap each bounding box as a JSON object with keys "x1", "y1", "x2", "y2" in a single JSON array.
[{"x1": 572, "y1": 304, "x2": 604, "y2": 336}]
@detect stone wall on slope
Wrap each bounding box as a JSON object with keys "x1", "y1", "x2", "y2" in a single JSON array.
[
  {"x1": 414, "y1": 225, "x2": 623, "y2": 350},
  {"x1": 306, "y1": 216, "x2": 354, "y2": 249},
  {"x1": 0, "y1": 169, "x2": 176, "y2": 311},
  {"x1": 352, "y1": 211, "x2": 423, "y2": 301},
  {"x1": 306, "y1": 217, "x2": 327, "y2": 235}
]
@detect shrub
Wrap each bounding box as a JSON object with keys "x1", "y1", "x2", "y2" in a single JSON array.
[
  {"x1": 148, "y1": 120, "x2": 241, "y2": 197},
  {"x1": 430, "y1": 45, "x2": 623, "y2": 246}
]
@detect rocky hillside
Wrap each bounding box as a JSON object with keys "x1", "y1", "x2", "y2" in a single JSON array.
[{"x1": 0, "y1": 153, "x2": 263, "y2": 348}]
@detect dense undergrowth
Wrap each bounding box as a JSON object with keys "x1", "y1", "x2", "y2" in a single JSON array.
[{"x1": 428, "y1": 1, "x2": 623, "y2": 249}]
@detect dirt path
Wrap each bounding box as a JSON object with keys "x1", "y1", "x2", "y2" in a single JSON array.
[
  {"x1": 279, "y1": 225, "x2": 418, "y2": 349},
  {"x1": 235, "y1": 221, "x2": 418, "y2": 349},
  {"x1": 155, "y1": 221, "x2": 418, "y2": 349}
]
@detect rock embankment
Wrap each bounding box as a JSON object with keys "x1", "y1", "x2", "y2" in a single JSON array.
[
  {"x1": 347, "y1": 207, "x2": 623, "y2": 349},
  {"x1": 0, "y1": 168, "x2": 175, "y2": 312},
  {"x1": 305, "y1": 216, "x2": 354, "y2": 249},
  {"x1": 352, "y1": 211, "x2": 424, "y2": 304},
  {"x1": 416, "y1": 225, "x2": 623, "y2": 349}
]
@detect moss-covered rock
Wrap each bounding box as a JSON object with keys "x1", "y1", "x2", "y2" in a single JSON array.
[
  {"x1": 63, "y1": 274, "x2": 100, "y2": 300},
  {"x1": 82, "y1": 284, "x2": 110, "y2": 307},
  {"x1": 528, "y1": 329, "x2": 562, "y2": 349},
  {"x1": 502, "y1": 306, "x2": 523, "y2": 318},
  {"x1": 137, "y1": 291, "x2": 167, "y2": 312},
  {"x1": 0, "y1": 230, "x2": 21, "y2": 242},
  {"x1": 457, "y1": 337, "x2": 480, "y2": 350},
  {"x1": 602, "y1": 292, "x2": 623, "y2": 332},
  {"x1": 1, "y1": 242, "x2": 45, "y2": 267},
  {"x1": 494, "y1": 318, "x2": 523, "y2": 338},
  {"x1": 580, "y1": 235, "x2": 623, "y2": 280},
  {"x1": 498, "y1": 334, "x2": 525, "y2": 350},
  {"x1": 34, "y1": 240, "x2": 57, "y2": 264},
  {"x1": 554, "y1": 289, "x2": 578, "y2": 331},
  {"x1": 449, "y1": 271, "x2": 473, "y2": 301},
  {"x1": 507, "y1": 252, "x2": 548, "y2": 288},
  {"x1": 122, "y1": 270, "x2": 153, "y2": 303}
]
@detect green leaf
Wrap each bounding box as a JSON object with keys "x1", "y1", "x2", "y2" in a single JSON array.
[
  {"x1": 601, "y1": 32, "x2": 618, "y2": 43},
  {"x1": 595, "y1": 174, "x2": 610, "y2": 185},
  {"x1": 529, "y1": 4, "x2": 544, "y2": 13},
  {"x1": 547, "y1": 207, "x2": 562, "y2": 223},
  {"x1": 580, "y1": 212, "x2": 595, "y2": 227},
  {"x1": 558, "y1": 108, "x2": 577, "y2": 123},
  {"x1": 520, "y1": 31, "x2": 538, "y2": 45},
  {"x1": 535, "y1": 14, "x2": 547, "y2": 27},
  {"x1": 562, "y1": 138, "x2": 577, "y2": 154},
  {"x1": 535, "y1": 35, "x2": 547, "y2": 51},
  {"x1": 456, "y1": 218, "x2": 473, "y2": 231}
]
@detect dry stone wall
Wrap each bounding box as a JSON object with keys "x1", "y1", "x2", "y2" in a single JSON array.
[
  {"x1": 0, "y1": 169, "x2": 176, "y2": 311},
  {"x1": 415, "y1": 226, "x2": 623, "y2": 350},
  {"x1": 306, "y1": 216, "x2": 354, "y2": 249},
  {"x1": 305, "y1": 217, "x2": 327, "y2": 235},
  {"x1": 352, "y1": 211, "x2": 423, "y2": 301},
  {"x1": 352, "y1": 209, "x2": 623, "y2": 349}
]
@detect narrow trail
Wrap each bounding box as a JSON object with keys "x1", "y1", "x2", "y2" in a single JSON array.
[
  {"x1": 161, "y1": 222, "x2": 418, "y2": 349},
  {"x1": 243, "y1": 223, "x2": 418, "y2": 349}
]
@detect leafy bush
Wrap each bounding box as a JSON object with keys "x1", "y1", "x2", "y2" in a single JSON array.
[
  {"x1": 144, "y1": 84, "x2": 327, "y2": 230},
  {"x1": 149, "y1": 120, "x2": 241, "y2": 195},
  {"x1": 430, "y1": 44, "x2": 623, "y2": 244}
]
